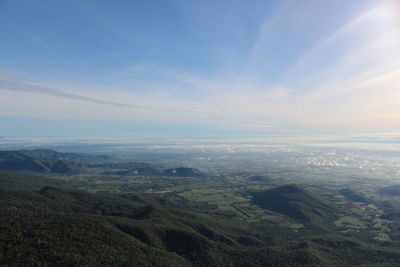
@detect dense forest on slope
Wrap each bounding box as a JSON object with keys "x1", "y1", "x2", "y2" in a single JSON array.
[{"x1": 1, "y1": 183, "x2": 400, "y2": 265}]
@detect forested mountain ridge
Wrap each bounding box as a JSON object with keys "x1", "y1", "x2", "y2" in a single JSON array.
[
  {"x1": 0, "y1": 149, "x2": 107, "y2": 174},
  {"x1": 0, "y1": 149, "x2": 208, "y2": 177},
  {"x1": 1, "y1": 183, "x2": 400, "y2": 266}
]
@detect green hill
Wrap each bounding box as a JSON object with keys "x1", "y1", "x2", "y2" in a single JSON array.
[
  {"x1": 0, "y1": 149, "x2": 108, "y2": 174},
  {"x1": 0, "y1": 172, "x2": 75, "y2": 191},
  {"x1": 379, "y1": 184, "x2": 400, "y2": 196},
  {"x1": 0, "y1": 157, "x2": 51, "y2": 173},
  {"x1": 252, "y1": 184, "x2": 340, "y2": 224},
  {"x1": 339, "y1": 188, "x2": 371, "y2": 203},
  {"x1": 51, "y1": 160, "x2": 80, "y2": 174}
]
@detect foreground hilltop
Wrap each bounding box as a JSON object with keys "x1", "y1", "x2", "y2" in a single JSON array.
[{"x1": 1, "y1": 181, "x2": 400, "y2": 266}]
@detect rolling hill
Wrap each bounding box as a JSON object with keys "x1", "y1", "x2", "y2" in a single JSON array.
[
  {"x1": 379, "y1": 184, "x2": 400, "y2": 196},
  {"x1": 51, "y1": 160, "x2": 80, "y2": 174},
  {"x1": 339, "y1": 188, "x2": 371, "y2": 203},
  {"x1": 0, "y1": 171, "x2": 76, "y2": 191},
  {"x1": 0, "y1": 149, "x2": 104, "y2": 174},
  {"x1": 252, "y1": 184, "x2": 340, "y2": 224}
]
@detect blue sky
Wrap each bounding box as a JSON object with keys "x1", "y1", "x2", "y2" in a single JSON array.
[{"x1": 1, "y1": 0, "x2": 400, "y2": 140}]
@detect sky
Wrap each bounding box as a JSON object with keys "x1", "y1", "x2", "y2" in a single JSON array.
[{"x1": 1, "y1": 0, "x2": 400, "y2": 141}]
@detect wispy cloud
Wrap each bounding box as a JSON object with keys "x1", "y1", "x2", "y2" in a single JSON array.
[
  {"x1": 0, "y1": 76, "x2": 217, "y2": 115},
  {"x1": 28, "y1": 33, "x2": 50, "y2": 49},
  {"x1": 0, "y1": 76, "x2": 144, "y2": 109},
  {"x1": 248, "y1": 1, "x2": 292, "y2": 68},
  {"x1": 293, "y1": 1, "x2": 398, "y2": 79}
]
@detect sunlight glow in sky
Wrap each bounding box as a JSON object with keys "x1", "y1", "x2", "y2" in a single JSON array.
[{"x1": 0, "y1": 0, "x2": 399, "y2": 139}]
